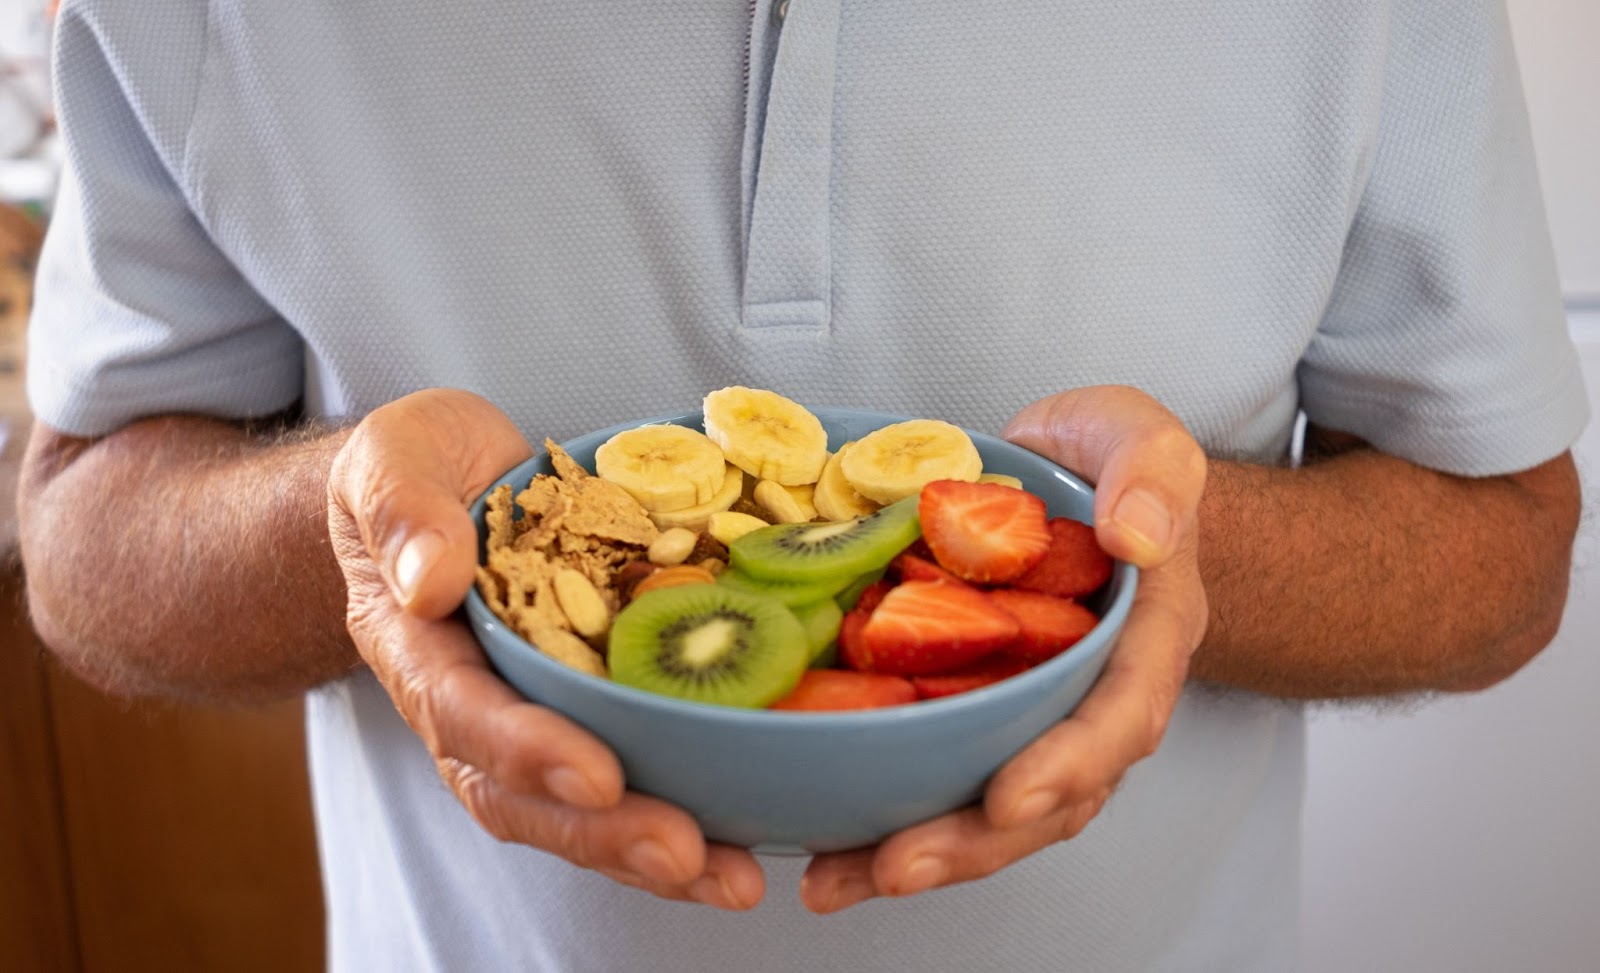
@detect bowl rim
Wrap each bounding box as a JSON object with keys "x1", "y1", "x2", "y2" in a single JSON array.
[{"x1": 465, "y1": 407, "x2": 1139, "y2": 728}]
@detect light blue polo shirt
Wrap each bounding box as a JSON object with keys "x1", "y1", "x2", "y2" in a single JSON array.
[{"x1": 30, "y1": 0, "x2": 1588, "y2": 970}]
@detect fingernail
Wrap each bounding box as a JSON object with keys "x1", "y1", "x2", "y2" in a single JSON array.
[
  {"x1": 393, "y1": 530, "x2": 448, "y2": 606},
  {"x1": 690, "y1": 871, "x2": 741, "y2": 910},
  {"x1": 828, "y1": 875, "x2": 875, "y2": 912},
  {"x1": 1012, "y1": 788, "x2": 1058, "y2": 824},
  {"x1": 623, "y1": 837, "x2": 683, "y2": 885},
  {"x1": 896, "y1": 855, "x2": 948, "y2": 896},
  {"x1": 543, "y1": 765, "x2": 603, "y2": 807},
  {"x1": 1109, "y1": 489, "x2": 1172, "y2": 557}
]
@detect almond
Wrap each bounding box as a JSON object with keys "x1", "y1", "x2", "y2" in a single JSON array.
[{"x1": 630, "y1": 563, "x2": 718, "y2": 598}]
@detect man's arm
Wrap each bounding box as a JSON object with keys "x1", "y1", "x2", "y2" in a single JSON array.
[
  {"x1": 18, "y1": 412, "x2": 1580, "y2": 705},
  {"x1": 17, "y1": 415, "x2": 357, "y2": 701},
  {"x1": 1193, "y1": 426, "x2": 1582, "y2": 698}
]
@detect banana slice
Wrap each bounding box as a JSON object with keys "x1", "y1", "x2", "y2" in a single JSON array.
[
  {"x1": 839, "y1": 419, "x2": 983, "y2": 504},
  {"x1": 702, "y1": 386, "x2": 829, "y2": 486},
  {"x1": 647, "y1": 463, "x2": 745, "y2": 530},
  {"x1": 812, "y1": 444, "x2": 880, "y2": 521},
  {"x1": 978, "y1": 472, "x2": 1024, "y2": 490},
  {"x1": 594, "y1": 424, "x2": 728, "y2": 512},
  {"x1": 753, "y1": 479, "x2": 815, "y2": 524}
]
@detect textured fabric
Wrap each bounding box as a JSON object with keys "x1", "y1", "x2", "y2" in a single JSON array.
[{"x1": 29, "y1": 0, "x2": 1588, "y2": 970}]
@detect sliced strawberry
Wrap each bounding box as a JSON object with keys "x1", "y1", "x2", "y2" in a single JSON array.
[
  {"x1": 770, "y1": 669, "x2": 918, "y2": 711},
  {"x1": 890, "y1": 551, "x2": 971, "y2": 587},
  {"x1": 856, "y1": 579, "x2": 1020, "y2": 676},
  {"x1": 836, "y1": 606, "x2": 874, "y2": 671},
  {"x1": 1010, "y1": 517, "x2": 1114, "y2": 599},
  {"x1": 986, "y1": 588, "x2": 1101, "y2": 665},
  {"x1": 918, "y1": 479, "x2": 1051, "y2": 584},
  {"x1": 850, "y1": 579, "x2": 896, "y2": 616},
  {"x1": 910, "y1": 655, "x2": 1032, "y2": 700}
]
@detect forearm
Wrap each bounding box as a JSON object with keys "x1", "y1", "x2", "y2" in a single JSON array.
[
  {"x1": 1191, "y1": 438, "x2": 1581, "y2": 698},
  {"x1": 18, "y1": 414, "x2": 359, "y2": 701}
]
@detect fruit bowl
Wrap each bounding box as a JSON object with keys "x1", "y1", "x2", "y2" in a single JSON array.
[{"x1": 464, "y1": 408, "x2": 1138, "y2": 854}]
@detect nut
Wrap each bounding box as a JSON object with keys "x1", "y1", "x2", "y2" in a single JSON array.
[
  {"x1": 647, "y1": 527, "x2": 699, "y2": 566},
  {"x1": 553, "y1": 568, "x2": 611, "y2": 639},
  {"x1": 707, "y1": 511, "x2": 770, "y2": 546},
  {"x1": 631, "y1": 563, "x2": 718, "y2": 598}
]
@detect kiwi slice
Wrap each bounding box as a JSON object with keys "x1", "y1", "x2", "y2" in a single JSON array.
[
  {"x1": 716, "y1": 566, "x2": 854, "y2": 607},
  {"x1": 729, "y1": 494, "x2": 921, "y2": 584},
  {"x1": 608, "y1": 585, "x2": 809, "y2": 708},
  {"x1": 834, "y1": 567, "x2": 888, "y2": 611},
  {"x1": 790, "y1": 598, "x2": 844, "y2": 667}
]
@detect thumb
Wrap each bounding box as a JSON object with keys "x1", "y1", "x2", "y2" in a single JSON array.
[
  {"x1": 1001, "y1": 385, "x2": 1206, "y2": 569},
  {"x1": 328, "y1": 389, "x2": 534, "y2": 619}
]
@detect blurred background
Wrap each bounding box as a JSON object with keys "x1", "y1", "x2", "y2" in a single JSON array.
[{"x1": 0, "y1": 2, "x2": 1595, "y2": 971}]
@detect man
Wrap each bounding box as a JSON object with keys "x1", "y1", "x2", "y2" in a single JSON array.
[{"x1": 19, "y1": 0, "x2": 1585, "y2": 969}]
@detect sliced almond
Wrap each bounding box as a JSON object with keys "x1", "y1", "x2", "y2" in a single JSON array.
[{"x1": 553, "y1": 568, "x2": 611, "y2": 639}]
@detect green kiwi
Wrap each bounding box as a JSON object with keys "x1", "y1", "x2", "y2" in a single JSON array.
[
  {"x1": 716, "y1": 566, "x2": 855, "y2": 606},
  {"x1": 790, "y1": 598, "x2": 844, "y2": 667},
  {"x1": 728, "y1": 494, "x2": 921, "y2": 584},
  {"x1": 607, "y1": 584, "x2": 809, "y2": 708},
  {"x1": 833, "y1": 567, "x2": 888, "y2": 611}
]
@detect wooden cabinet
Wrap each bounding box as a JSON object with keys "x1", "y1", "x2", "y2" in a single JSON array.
[
  {"x1": 0, "y1": 567, "x2": 325, "y2": 972},
  {"x1": 1, "y1": 427, "x2": 324, "y2": 971}
]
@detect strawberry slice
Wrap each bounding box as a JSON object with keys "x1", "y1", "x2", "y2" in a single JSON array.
[
  {"x1": 770, "y1": 669, "x2": 918, "y2": 711},
  {"x1": 850, "y1": 579, "x2": 896, "y2": 616},
  {"x1": 890, "y1": 551, "x2": 971, "y2": 587},
  {"x1": 1010, "y1": 517, "x2": 1113, "y2": 599},
  {"x1": 836, "y1": 606, "x2": 874, "y2": 671},
  {"x1": 918, "y1": 480, "x2": 1051, "y2": 584},
  {"x1": 856, "y1": 579, "x2": 1020, "y2": 676},
  {"x1": 910, "y1": 655, "x2": 1032, "y2": 700},
  {"x1": 986, "y1": 588, "x2": 1100, "y2": 665}
]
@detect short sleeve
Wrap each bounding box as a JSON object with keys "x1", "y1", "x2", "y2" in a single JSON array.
[
  {"x1": 1298, "y1": 0, "x2": 1588, "y2": 476},
  {"x1": 26, "y1": 7, "x2": 303, "y2": 437}
]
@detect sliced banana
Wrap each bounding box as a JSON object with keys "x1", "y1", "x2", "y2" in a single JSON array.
[
  {"x1": 753, "y1": 479, "x2": 814, "y2": 524},
  {"x1": 702, "y1": 386, "x2": 829, "y2": 486},
  {"x1": 839, "y1": 418, "x2": 983, "y2": 504},
  {"x1": 978, "y1": 472, "x2": 1024, "y2": 490},
  {"x1": 647, "y1": 463, "x2": 745, "y2": 531},
  {"x1": 707, "y1": 511, "x2": 771, "y2": 546},
  {"x1": 812, "y1": 444, "x2": 880, "y2": 521},
  {"x1": 594, "y1": 424, "x2": 728, "y2": 512}
]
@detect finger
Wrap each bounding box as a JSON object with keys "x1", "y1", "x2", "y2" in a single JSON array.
[
  {"x1": 329, "y1": 388, "x2": 533, "y2": 618},
  {"x1": 436, "y1": 758, "x2": 719, "y2": 888},
  {"x1": 983, "y1": 559, "x2": 1204, "y2": 829},
  {"x1": 802, "y1": 797, "x2": 1108, "y2": 910},
  {"x1": 598, "y1": 843, "x2": 768, "y2": 911},
  {"x1": 1002, "y1": 386, "x2": 1206, "y2": 568},
  {"x1": 346, "y1": 589, "x2": 626, "y2": 808}
]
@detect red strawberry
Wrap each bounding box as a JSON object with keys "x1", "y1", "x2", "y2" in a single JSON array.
[
  {"x1": 836, "y1": 606, "x2": 874, "y2": 670},
  {"x1": 1010, "y1": 517, "x2": 1113, "y2": 599},
  {"x1": 986, "y1": 588, "x2": 1100, "y2": 665},
  {"x1": 856, "y1": 579, "x2": 1020, "y2": 676},
  {"x1": 890, "y1": 551, "x2": 971, "y2": 587},
  {"x1": 770, "y1": 669, "x2": 918, "y2": 711},
  {"x1": 910, "y1": 655, "x2": 1032, "y2": 700},
  {"x1": 851, "y1": 579, "x2": 896, "y2": 615},
  {"x1": 918, "y1": 480, "x2": 1052, "y2": 584}
]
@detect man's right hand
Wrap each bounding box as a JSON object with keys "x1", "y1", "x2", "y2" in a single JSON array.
[{"x1": 325, "y1": 388, "x2": 764, "y2": 910}]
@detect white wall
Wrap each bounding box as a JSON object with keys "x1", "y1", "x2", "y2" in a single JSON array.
[
  {"x1": 1302, "y1": 331, "x2": 1600, "y2": 972},
  {"x1": 1300, "y1": 4, "x2": 1600, "y2": 969}
]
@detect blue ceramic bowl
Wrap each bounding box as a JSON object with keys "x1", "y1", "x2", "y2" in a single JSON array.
[{"x1": 465, "y1": 408, "x2": 1137, "y2": 855}]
